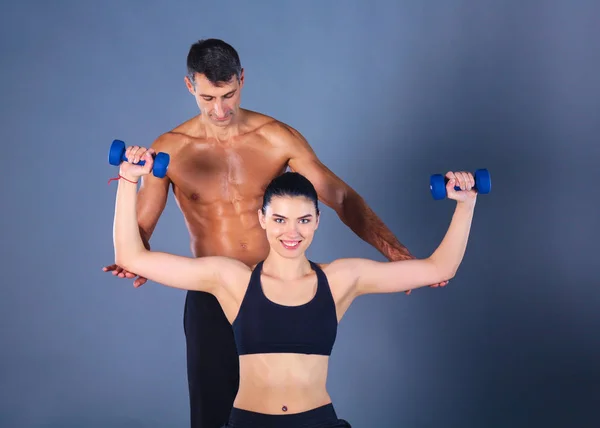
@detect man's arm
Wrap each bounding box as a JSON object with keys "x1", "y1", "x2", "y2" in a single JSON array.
[{"x1": 278, "y1": 124, "x2": 414, "y2": 262}]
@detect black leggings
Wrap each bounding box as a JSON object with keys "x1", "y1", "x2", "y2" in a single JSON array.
[
  {"x1": 221, "y1": 404, "x2": 351, "y2": 428},
  {"x1": 184, "y1": 290, "x2": 240, "y2": 428}
]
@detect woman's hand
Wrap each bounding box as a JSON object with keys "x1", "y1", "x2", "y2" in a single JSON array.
[
  {"x1": 119, "y1": 145, "x2": 155, "y2": 181},
  {"x1": 445, "y1": 171, "x2": 478, "y2": 203}
]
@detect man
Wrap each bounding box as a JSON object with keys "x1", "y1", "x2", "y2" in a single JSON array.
[{"x1": 103, "y1": 38, "x2": 446, "y2": 428}]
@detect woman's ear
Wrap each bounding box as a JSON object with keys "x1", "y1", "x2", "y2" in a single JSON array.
[{"x1": 258, "y1": 209, "x2": 267, "y2": 230}]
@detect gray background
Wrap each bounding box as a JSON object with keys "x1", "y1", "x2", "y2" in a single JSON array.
[{"x1": 1, "y1": 0, "x2": 598, "y2": 427}]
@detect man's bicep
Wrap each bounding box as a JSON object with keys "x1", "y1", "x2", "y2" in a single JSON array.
[
  {"x1": 286, "y1": 135, "x2": 348, "y2": 209},
  {"x1": 136, "y1": 174, "x2": 170, "y2": 239},
  {"x1": 291, "y1": 156, "x2": 347, "y2": 208}
]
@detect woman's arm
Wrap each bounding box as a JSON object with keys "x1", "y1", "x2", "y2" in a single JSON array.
[
  {"x1": 350, "y1": 171, "x2": 479, "y2": 296},
  {"x1": 112, "y1": 146, "x2": 235, "y2": 293}
]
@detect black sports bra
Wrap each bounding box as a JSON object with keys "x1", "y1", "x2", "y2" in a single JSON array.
[{"x1": 232, "y1": 260, "x2": 338, "y2": 356}]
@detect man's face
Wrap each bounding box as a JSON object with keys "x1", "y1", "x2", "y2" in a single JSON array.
[{"x1": 185, "y1": 70, "x2": 244, "y2": 127}]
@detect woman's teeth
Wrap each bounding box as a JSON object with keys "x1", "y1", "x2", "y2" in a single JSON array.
[{"x1": 281, "y1": 240, "x2": 300, "y2": 249}]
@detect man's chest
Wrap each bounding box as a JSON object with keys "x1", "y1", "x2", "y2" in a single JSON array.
[{"x1": 167, "y1": 142, "x2": 289, "y2": 202}]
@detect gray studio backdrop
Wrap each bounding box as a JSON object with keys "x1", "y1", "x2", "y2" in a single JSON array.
[{"x1": 1, "y1": 1, "x2": 598, "y2": 427}]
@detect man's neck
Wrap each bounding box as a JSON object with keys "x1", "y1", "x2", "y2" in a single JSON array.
[{"x1": 198, "y1": 112, "x2": 244, "y2": 143}]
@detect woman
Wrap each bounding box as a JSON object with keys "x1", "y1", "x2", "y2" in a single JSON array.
[{"x1": 112, "y1": 146, "x2": 479, "y2": 428}]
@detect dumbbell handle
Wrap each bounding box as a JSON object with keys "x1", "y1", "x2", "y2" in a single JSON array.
[
  {"x1": 109, "y1": 139, "x2": 170, "y2": 179},
  {"x1": 119, "y1": 152, "x2": 151, "y2": 166},
  {"x1": 443, "y1": 177, "x2": 476, "y2": 192}
]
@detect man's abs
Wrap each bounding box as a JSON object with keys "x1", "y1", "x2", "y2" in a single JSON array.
[{"x1": 178, "y1": 196, "x2": 271, "y2": 267}]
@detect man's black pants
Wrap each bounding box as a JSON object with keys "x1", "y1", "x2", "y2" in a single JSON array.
[{"x1": 184, "y1": 290, "x2": 240, "y2": 428}]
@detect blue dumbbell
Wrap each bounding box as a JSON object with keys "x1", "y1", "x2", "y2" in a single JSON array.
[
  {"x1": 108, "y1": 139, "x2": 170, "y2": 178},
  {"x1": 429, "y1": 168, "x2": 491, "y2": 200}
]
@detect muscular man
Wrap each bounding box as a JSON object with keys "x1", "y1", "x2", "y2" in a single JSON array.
[{"x1": 103, "y1": 38, "x2": 446, "y2": 428}]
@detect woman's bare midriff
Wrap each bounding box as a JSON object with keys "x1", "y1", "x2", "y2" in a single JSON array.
[{"x1": 233, "y1": 354, "x2": 332, "y2": 414}]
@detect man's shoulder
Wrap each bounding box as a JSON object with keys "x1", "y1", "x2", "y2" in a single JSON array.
[
  {"x1": 243, "y1": 109, "x2": 307, "y2": 147},
  {"x1": 151, "y1": 118, "x2": 199, "y2": 151},
  {"x1": 149, "y1": 132, "x2": 186, "y2": 157}
]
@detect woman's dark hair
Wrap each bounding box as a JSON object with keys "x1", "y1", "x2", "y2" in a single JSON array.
[{"x1": 261, "y1": 172, "x2": 320, "y2": 215}]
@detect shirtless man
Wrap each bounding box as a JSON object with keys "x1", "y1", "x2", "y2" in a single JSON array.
[{"x1": 103, "y1": 38, "x2": 446, "y2": 428}]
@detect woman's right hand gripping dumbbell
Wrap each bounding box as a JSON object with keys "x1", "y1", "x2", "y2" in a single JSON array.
[{"x1": 119, "y1": 145, "x2": 156, "y2": 182}]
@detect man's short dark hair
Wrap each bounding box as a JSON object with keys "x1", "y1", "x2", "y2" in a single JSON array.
[{"x1": 186, "y1": 39, "x2": 242, "y2": 86}]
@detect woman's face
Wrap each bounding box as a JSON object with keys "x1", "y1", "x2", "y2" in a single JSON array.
[{"x1": 259, "y1": 195, "x2": 320, "y2": 258}]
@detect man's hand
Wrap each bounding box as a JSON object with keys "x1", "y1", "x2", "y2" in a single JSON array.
[
  {"x1": 387, "y1": 250, "x2": 449, "y2": 295},
  {"x1": 427, "y1": 279, "x2": 449, "y2": 291},
  {"x1": 102, "y1": 264, "x2": 148, "y2": 288}
]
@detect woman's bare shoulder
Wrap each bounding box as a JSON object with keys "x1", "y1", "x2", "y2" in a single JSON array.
[
  {"x1": 315, "y1": 258, "x2": 366, "y2": 275},
  {"x1": 210, "y1": 257, "x2": 253, "y2": 279}
]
